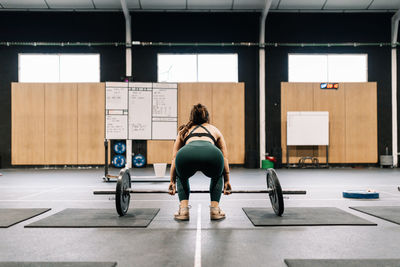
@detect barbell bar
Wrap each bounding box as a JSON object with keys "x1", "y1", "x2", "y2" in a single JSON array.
[
  {"x1": 93, "y1": 168, "x2": 306, "y2": 217},
  {"x1": 93, "y1": 189, "x2": 307, "y2": 194}
]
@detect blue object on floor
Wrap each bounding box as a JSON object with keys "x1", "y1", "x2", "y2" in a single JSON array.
[{"x1": 343, "y1": 190, "x2": 379, "y2": 199}]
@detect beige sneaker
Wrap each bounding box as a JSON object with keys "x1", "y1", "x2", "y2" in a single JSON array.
[
  {"x1": 174, "y1": 205, "x2": 190, "y2": 221},
  {"x1": 210, "y1": 206, "x2": 226, "y2": 220}
]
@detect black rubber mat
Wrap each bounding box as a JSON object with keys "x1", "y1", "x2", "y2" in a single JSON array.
[
  {"x1": 242, "y1": 207, "x2": 376, "y2": 226},
  {"x1": 25, "y1": 208, "x2": 159, "y2": 228},
  {"x1": 284, "y1": 259, "x2": 400, "y2": 267},
  {"x1": 350, "y1": 206, "x2": 400, "y2": 225},
  {"x1": 0, "y1": 208, "x2": 51, "y2": 228},
  {"x1": 0, "y1": 262, "x2": 117, "y2": 267}
]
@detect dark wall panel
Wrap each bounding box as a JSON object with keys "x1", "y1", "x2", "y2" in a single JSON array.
[{"x1": 0, "y1": 12, "x2": 125, "y2": 41}]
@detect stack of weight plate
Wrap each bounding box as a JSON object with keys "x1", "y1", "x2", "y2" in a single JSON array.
[{"x1": 112, "y1": 141, "x2": 126, "y2": 168}]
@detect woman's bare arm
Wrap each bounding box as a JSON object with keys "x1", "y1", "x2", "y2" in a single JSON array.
[
  {"x1": 215, "y1": 128, "x2": 230, "y2": 183},
  {"x1": 170, "y1": 132, "x2": 184, "y2": 183}
]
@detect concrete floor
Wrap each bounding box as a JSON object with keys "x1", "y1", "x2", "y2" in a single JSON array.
[{"x1": 0, "y1": 167, "x2": 400, "y2": 267}]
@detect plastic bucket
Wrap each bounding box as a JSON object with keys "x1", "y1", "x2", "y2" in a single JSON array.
[
  {"x1": 153, "y1": 163, "x2": 167, "y2": 177},
  {"x1": 262, "y1": 159, "x2": 274, "y2": 169}
]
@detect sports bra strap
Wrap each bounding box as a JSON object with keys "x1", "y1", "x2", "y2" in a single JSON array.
[
  {"x1": 183, "y1": 124, "x2": 217, "y2": 144},
  {"x1": 199, "y1": 125, "x2": 213, "y2": 136},
  {"x1": 187, "y1": 125, "x2": 201, "y2": 135}
]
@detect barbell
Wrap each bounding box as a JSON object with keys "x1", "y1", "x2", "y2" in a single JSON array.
[{"x1": 93, "y1": 168, "x2": 306, "y2": 217}]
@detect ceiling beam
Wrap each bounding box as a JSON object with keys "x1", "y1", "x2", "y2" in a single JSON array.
[
  {"x1": 276, "y1": 0, "x2": 282, "y2": 9},
  {"x1": 43, "y1": 0, "x2": 50, "y2": 9},
  {"x1": 366, "y1": 0, "x2": 374, "y2": 10},
  {"x1": 321, "y1": 0, "x2": 328, "y2": 10}
]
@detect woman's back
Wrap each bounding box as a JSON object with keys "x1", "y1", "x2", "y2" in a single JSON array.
[{"x1": 182, "y1": 123, "x2": 220, "y2": 145}]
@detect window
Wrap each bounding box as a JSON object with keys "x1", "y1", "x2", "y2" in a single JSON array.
[
  {"x1": 158, "y1": 54, "x2": 238, "y2": 82},
  {"x1": 288, "y1": 54, "x2": 367, "y2": 82},
  {"x1": 158, "y1": 54, "x2": 197, "y2": 82},
  {"x1": 19, "y1": 54, "x2": 100, "y2": 82}
]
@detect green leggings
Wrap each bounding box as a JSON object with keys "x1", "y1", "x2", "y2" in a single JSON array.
[{"x1": 175, "y1": 141, "x2": 224, "y2": 202}]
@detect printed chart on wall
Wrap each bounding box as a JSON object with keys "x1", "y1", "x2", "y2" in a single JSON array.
[
  {"x1": 105, "y1": 82, "x2": 128, "y2": 140},
  {"x1": 105, "y1": 82, "x2": 178, "y2": 140}
]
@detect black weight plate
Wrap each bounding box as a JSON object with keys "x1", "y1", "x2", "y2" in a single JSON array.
[
  {"x1": 116, "y1": 168, "x2": 131, "y2": 216},
  {"x1": 266, "y1": 169, "x2": 284, "y2": 216}
]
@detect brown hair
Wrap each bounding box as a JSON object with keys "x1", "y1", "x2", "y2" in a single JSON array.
[{"x1": 179, "y1": 103, "x2": 210, "y2": 138}]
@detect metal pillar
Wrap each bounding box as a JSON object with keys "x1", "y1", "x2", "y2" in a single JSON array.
[
  {"x1": 259, "y1": 0, "x2": 273, "y2": 168},
  {"x1": 120, "y1": 0, "x2": 133, "y2": 169},
  {"x1": 392, "y1": 10, "x2": 400, "y2": 167}
]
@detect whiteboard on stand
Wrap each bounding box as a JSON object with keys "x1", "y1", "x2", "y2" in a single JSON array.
[
  {"x1": 105, "y1": 82, "x2": 178, "y2": 140},
  {"x1": 287, "y1": 111, "x2": 329, "y2": 146}
]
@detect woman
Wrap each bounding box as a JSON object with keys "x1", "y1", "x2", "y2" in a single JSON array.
[{"x1": 168, "y1": 103, "x2": 232, "y2": 221}]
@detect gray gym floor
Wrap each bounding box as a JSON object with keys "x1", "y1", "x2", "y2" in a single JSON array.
[{"x1": 0, "y1": 167, "x2": 400, "y2": 267}]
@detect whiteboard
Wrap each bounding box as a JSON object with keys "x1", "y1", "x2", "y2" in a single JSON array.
[
  {"x1": 287, "y1": 111, "x2": 329, "y2": 146},
  {"x1": 105, "y1": 81, "x2": 177, "y2": 140},
  {"x1": 106, "y1": 115, "x2": 128, "y2": 140},
  {"x1": 152, "y1": 86, "x2": 177, "y2": 139},
  {"x1": 105, "y1": 83, "x2": 128, "y2": 110},
  {"x1": 152, "y1": 88, "x2": 177, "y2": 118},
  {"x1": 152, "y1": 120, "x2": 178, "y2": 140},
  {"x1": 128, "y1": 89, "x2": 152, "y2": 140}
]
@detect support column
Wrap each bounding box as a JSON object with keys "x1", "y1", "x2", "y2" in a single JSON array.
[
  {"x1": 259, "y1": 0, "x2": 273, "y2": 168},
  {"x1": 392, "y1": 48, "x2": 398, "y2": 167},
  {"x1": 120, "y1": 0, "x2": 133, "y2": 169},
  {"x1": 391, "y1": 10, "x2": 399, "y2": 167}
]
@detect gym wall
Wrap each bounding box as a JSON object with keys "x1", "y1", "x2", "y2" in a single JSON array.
[
  {"x1": 264, "y1": 13, "x2": 397, "y2": 166},
  {"x1": 0, "y1": 12, "x2": 259, "y2": 168},
  {"x1": 12, "y1": 82, "x2": 244, "y2": 165},
  {"x1": 281, "y1": 82, "x2": 377, "y2": 164},
  {"x1": 11, "y1": 83, "x2": 105, "y2": 165},
  {"x1": 0, "y1": 12, "x2": 398, "y2": 168}
]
